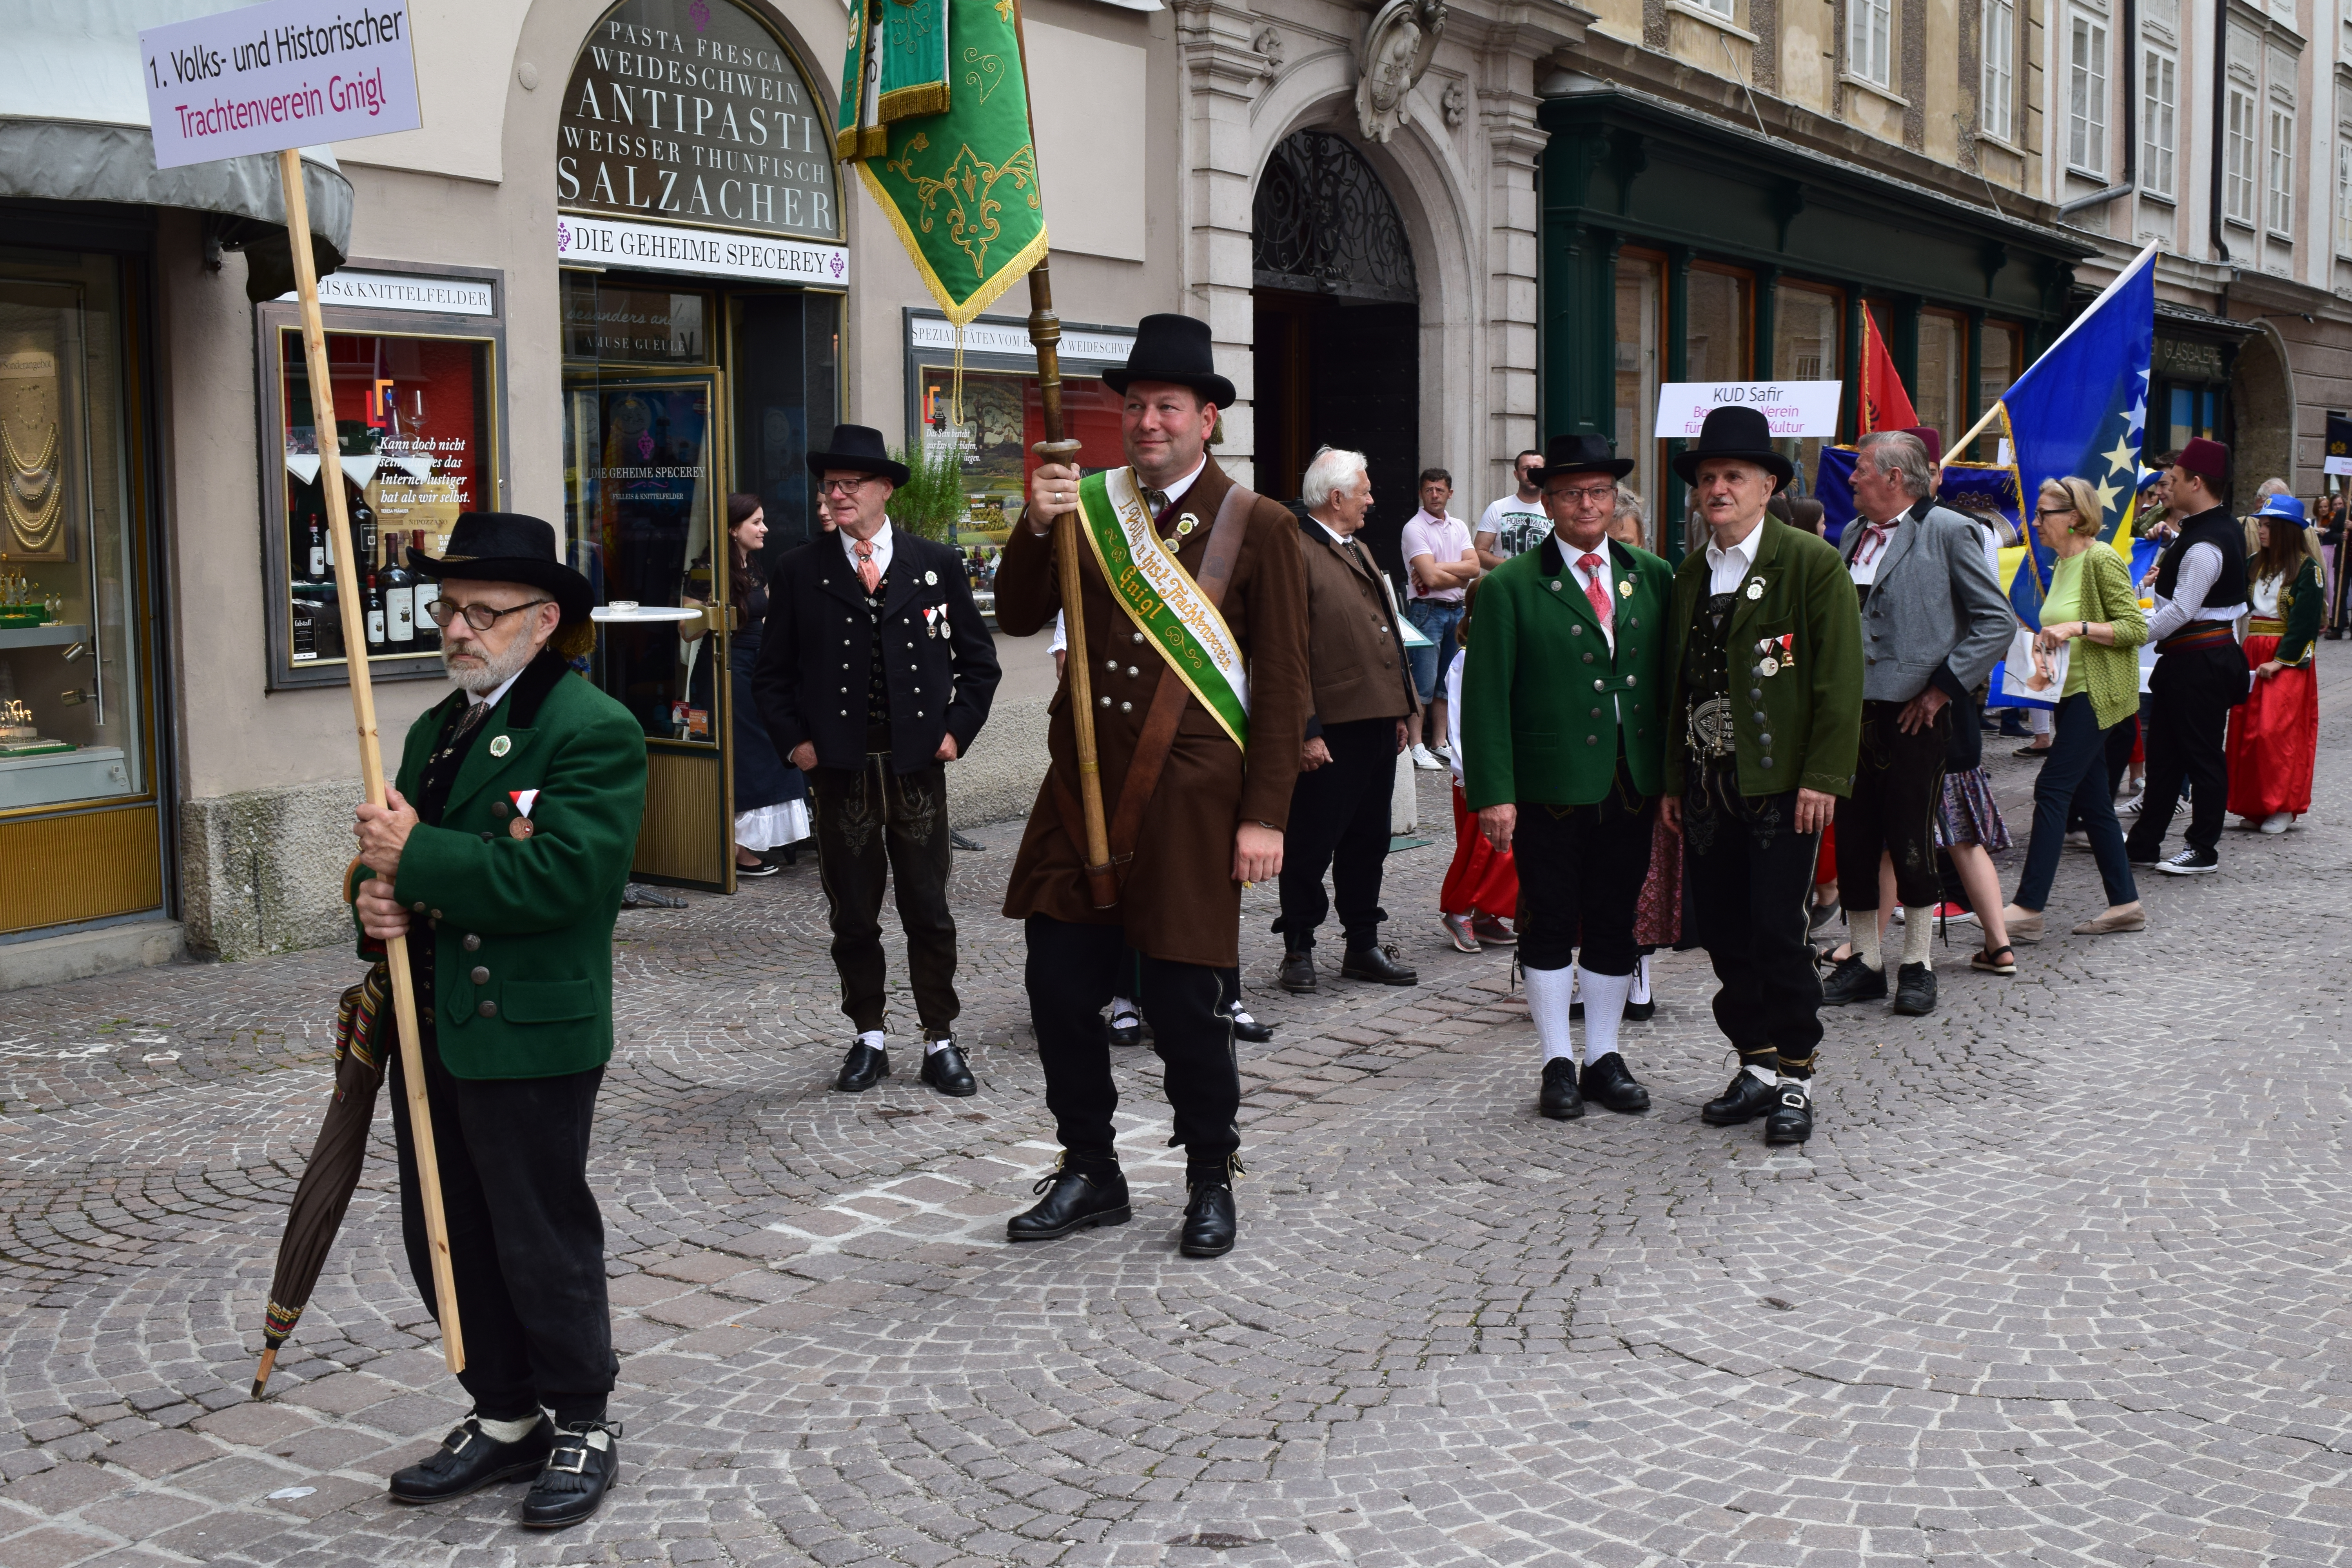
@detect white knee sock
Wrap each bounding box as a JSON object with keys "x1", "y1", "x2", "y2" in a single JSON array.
[
  {"x1": 1526, "y1": 964, "x2": 1577, "y2": 1063},
  {"x1": 1577, "y1": 969, "x2": 1635, "y2": 1064},
  {"x1": 1901, "y1": 906, "x2": 1934, "y2": 968},
  {"x1": 1852, "y1": 915, "x2": 1884, "y2": 972},
  {"x1": 475, "y1": 1411, "x2": 541, "y2": 1444},
  {"x1": 1629, "y1": 953, "x2": 1651, "y2": 1005},
  {"x1": 1108, "y1": 995, "x2": 1137, "y2": 1022},
  {"x1": 857, "y1": 1028, "x2": 886, "y2": 1051}
]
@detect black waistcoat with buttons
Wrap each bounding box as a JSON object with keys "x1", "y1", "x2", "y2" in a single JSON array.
[
  {"x1": 1682, "y1": 591, "x2": 1738, "y2": 766},
  {"x1": 862, "y1": 564, "x2": 894, "y2": 734},
  {"x1": 403, "y1": 697, "x2": 492, "y2": 1027}
]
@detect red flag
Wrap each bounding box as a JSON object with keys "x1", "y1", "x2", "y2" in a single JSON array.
[{"x1": 1859, "y1": 310, "x2": 1918, "y2": 434}]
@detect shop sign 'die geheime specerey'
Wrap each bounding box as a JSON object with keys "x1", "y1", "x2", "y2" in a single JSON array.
[
  {"x1": 140, "y1": 0, "x2": 421, "y2": 169},
  {"x1": 1654, "y1": 382, "x2": 1844, "y2": 440}
]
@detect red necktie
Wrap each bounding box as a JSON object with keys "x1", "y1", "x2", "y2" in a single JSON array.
[
  {"x1": 1859, "y1": 520, "x2": 1897, "y2": 565},
  {"x1": 1578, "y1": 553, "x2": 1613, "y2": 630},
  {"x1": 853, "y1": 540, "x2": 880, "y2": 595}
]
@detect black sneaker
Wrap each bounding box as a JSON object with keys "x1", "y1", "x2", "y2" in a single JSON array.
[
  {"x1": 2155, "y1": 847, "x2": 2219, "y2": 876},
  {"x1": 1890, "y1": 962, "x2": 1936, "y2": 1016},
  {"x1": 1818, "y1": 955, "x2": 1887, "y2": 1006}
]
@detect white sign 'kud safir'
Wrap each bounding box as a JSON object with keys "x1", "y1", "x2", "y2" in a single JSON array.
[
  {"x1": 1654, "y1": 381, "x2": 1844, "y2": 440},
  {"x1": 140, "y1": 0, "x2": 421, "y2": 169}
]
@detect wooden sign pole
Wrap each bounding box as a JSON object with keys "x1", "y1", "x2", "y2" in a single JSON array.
[{"x1": 274, "y1": 148, "x2": 465, "y2": 1377}]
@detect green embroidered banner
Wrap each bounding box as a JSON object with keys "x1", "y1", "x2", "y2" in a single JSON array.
[
  {"x1": 837, "y1": 0, "x2": 1047, "y2": 325},
  {"x1": 1077, "y1": 466, "x2": 1251, "y2": 752}
]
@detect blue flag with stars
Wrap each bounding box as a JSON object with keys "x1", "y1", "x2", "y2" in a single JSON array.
[{"x1": 1991, "y1": 240, "x2": 2158, "y2": 623}]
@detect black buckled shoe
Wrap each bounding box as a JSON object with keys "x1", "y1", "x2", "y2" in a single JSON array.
[
  {"x1": 919, "y1": 1041, "x2": 976, "y2": 1096},
  {"x1": 519, "y1": 1419, "x2": 621, "y2": 1530},
  {"x1": 1702, "y1": 1069, "x2": 1781, "y2": 1127},
  {"x1": 1180, "y1": 1178, "x2": 1237, "y2": 1258},
  {"x1": 1538, "y1": 1058, "x2": 1584, "y2": 1120},
  {"x1": 834, "y1": 1040, "x2": 889, "y2": 1092},
  {"x1": 1891, "y1": 962, "x2": 1937, "y2": 1017},
  {"x1": 1764, "y1": 1082, "x2": 1814, "y2": 1146},
  {"x1": 1340, "y1": 943, "x2": 1418, "y2": 985},
  {"x1": 1278, "y1": 951, "x2": 1318, "y2": 993},
  {"x1": 388, "y1": 1414, "x2": 553, "y2": 1504},
  {"x1": 1228, "y1": 1005, "x2": 1275, "y2": 1044},
  {"x1": 1819, "y1": 955, "x2": 1887, "y2": 1007},
  {"x1": 1579, "y1": 1052, "x2": 1651, "y2": 1114},
  {"x1": 1107, "y1": 1008, "x2": 1144, "y2": 1047},
  {"x1": 1006, "y1": 1166, "x2": 1132, "y2": 1241}
]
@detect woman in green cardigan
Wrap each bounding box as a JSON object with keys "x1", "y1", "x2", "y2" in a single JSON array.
[
  {"x1": 2225, "y1": 493, "x2": 2324, "y2": 831},
  {"x1": 1998, "y1": 477, "x2": 2151, "y2": 954}
]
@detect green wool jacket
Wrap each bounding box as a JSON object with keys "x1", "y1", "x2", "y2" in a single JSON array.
[
  {"x1": 349, "y1": 653, "x2": 647, "y2": 1080},
  {"x1": 1462, "y1": 533, "x2": 1675, "y2": 808},
  {"x1": 2263, "y1": 553, "x2": 2324, "y2": 667},
  {"x1": 1662, "y1": 516, "x2": 1864, "y2": 800}
]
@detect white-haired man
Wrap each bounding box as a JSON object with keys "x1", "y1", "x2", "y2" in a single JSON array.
[{"x1": 1276, "y1": 446, "x2": 1420, "y2": 994}]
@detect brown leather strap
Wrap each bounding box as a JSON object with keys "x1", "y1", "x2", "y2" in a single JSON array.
[{"x1": 1103, "y1": 481, "x2": 1258, "y2": 878}]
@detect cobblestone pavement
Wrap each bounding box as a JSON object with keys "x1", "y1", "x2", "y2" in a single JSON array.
[{"x1": 6, "y1": 670, "x2": 2352, "y2": 1568}]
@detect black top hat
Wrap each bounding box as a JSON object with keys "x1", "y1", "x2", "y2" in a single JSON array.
[
  {"x1": 410, "y1": 512, "x2": 593, "y2": 625},
  {"x1": 1670, "y1": 405, "x2": 1795, "y2": 491},
  {"x1": 1102, "y1": 313, "x2": 1237, "y2": 408},
  {"x1": 1535, "y1": 432, "x2": 1634, "y2": 483},
  {"x1": 806, "y1": 423, "x2": 911, "y2": 488}
]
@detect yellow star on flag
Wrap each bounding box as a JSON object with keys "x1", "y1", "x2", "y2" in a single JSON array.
[
  {"x1": 2102, "y1": 434, "x2": 2137, "y2": 474},
  {"x1": 2093, "y1": 477, "x2": 2122, "y2": 514}
]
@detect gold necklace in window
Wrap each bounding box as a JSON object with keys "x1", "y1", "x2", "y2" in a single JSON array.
[{"x1": 2, "y1": 420, "x2": 61, "y2": 553}]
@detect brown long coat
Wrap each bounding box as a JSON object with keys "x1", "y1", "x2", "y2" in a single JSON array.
[{"x1": 996, "y1": 457, "x2": 1312, "y2": 966}]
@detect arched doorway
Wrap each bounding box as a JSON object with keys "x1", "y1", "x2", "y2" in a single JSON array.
[{"x1": 1252, "y1": 129, "x2": 1419, "y2": 573}]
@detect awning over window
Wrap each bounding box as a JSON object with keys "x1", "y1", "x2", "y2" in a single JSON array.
[{"x1": 0, "y1": 2, "x2": 353, "y2": 300}]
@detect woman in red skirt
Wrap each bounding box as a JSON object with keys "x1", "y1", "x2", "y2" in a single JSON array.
[
  {"x1": 1439, "y1": 584, "x2": 1518, "y2": 952},
  {"x1": 2226, "y1": 494, "x2": 2323, "y2": 833}
]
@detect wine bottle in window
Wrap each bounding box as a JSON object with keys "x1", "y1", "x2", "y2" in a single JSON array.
[
  {"x1": 380, "y1": 532, "x2": 416, "y2": 646},
  {"x1": 351, "y1": 499, "x2": 377, "y2": 576},
  {"x1": 305, "y1": 513, "x2": 327, "y2": 580},
  {"x1": 410, "y1": 530, "x2": 441, "y2": 650},
  {"x1": 364, "y1": 571, "x2": 387, "y2": 650}
]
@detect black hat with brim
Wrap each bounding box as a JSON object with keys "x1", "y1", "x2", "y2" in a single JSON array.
[
  {"x1": 1101, "y1": 312, "x2": 1238, "y2": 409},
  {"x1": 806, "y1": 423, "x2": 911, "y2": 487},
  {"x1": 410, "y1": 511, "x2": 593, "y2": 625},
  {"x1": 1535, "y1": 431, "x2": 1635, "y2": 483},
  {"x1": 1670, "y1": 405, "x2": 1795, "y2": 491}
]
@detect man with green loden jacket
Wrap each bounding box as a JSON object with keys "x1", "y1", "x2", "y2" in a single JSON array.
[
  {"x1": 1659, "y1": 406, "x2": 1862, "y2": 1147},
  {"x1": 348, "y1": 512, "x2": 645, "y2": 1529},
  {"x1": 1463, "y1": 433, "x2": 1676, "y2": 1122}
]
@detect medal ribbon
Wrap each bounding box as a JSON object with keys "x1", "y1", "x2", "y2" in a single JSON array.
[{"x1": 1075, "y1": 466, "x2": 1250, "y2": 751}]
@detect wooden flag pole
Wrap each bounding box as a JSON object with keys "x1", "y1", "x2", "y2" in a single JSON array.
[{"x1": 270, "y1": 148, "x2": 465, "y2": 1380}]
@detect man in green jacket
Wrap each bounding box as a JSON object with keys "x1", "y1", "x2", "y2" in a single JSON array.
[
  {"x1": 1660, "y1": 407, "x2": 1862, "y2": 1147},
  {"x1": 348, "y1": 512, "x2": 646, "y2": 1529},
  {"x1": 1462, "y1": 433, "x2": 1675, "y2": 1121}
]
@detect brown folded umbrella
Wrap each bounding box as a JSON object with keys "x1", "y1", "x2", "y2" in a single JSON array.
[{"x1": 252, "y1": 960, "x2": 390, "y2": 1399}]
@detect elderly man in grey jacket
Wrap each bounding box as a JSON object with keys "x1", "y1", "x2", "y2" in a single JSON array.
[{"x1": 1820, "y1": 429, "x2": 2012, "y2": 1017}]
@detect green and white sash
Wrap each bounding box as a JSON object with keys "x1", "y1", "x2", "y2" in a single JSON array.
[{"x1": 1076, "y1": 466, "x2": 1250, "y2": 750}]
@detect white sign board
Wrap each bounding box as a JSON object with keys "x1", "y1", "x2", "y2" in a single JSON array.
[
  {"x1": 557, "y1": 214, "x2": 849, "y2": 287},
  {"x1": 908, "y1": 316, "x2": 1137, "y2": 366},
  {"x1": 2327, "y1": 454, "x2": 2352, "y2": 477},
  {"x1": 140, "y1": 0, "x2": 421, "y2": 169},
  {"x1": 1654, "y1": 381, "x2": 1844, "y2": 440},
  {"x1": 272, "y1": 270, "x2": 494, "y2": 316}
]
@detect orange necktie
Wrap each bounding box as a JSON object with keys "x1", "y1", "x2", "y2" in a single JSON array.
[{"x1": 854, "y1": 541, "x2": 880, "y2": 595}]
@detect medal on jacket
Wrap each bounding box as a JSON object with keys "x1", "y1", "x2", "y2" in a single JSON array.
[
  {"x1": 508, "y1": 788, "x2": 538, "y2": 839},
  {"x1": 1745, "y1": 579, "x2": 1764, "y2": 601},
  {"x1": 489, "y1": 734, "x2": 511, "y2": 757},
  {"x1": 1756, "y1": 633, "x2": 1794, "y2": 677},
  {"x1": 1617, "y1": 578, "x2": 1633, "y2": 598}
]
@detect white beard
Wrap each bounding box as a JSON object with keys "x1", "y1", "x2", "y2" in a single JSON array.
[{"x1": 443, "y1": 632, "x2": 538, "y2": 695}]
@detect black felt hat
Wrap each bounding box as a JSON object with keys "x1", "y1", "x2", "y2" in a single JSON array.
[
  {"x1": 1101, "y1": 312, "x2": 1237, "y2": 408},
  {"x1": 1670, "y1": 405, "x2": 1795, "y2": 491},
  {"x1": 806, "y1": 423, "x2": 911, "y2": 487},
  {"x1": 1535, "y1": 432, "x2": 1634, "y2": 483},
  {"x1": 410, "y1": 512, "x2": 592, "y2": 626}
]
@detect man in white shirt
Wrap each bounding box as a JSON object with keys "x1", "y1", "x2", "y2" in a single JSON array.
[
  {"x1": 1400, "y1": 468, "x2": 1479, "y2": 768},
  {"x1": 1475, "y1": 449, "x2": 1550, "y2": 568}
]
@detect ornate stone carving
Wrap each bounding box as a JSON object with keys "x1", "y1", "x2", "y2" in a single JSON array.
[
  {"x1": 1354, "y1": 0, "x2": 1446, "y2": 144},
  {"x1": 1440, "y1": 78, "x2": 1467, "y2": 128},
  {"x1": 1252, "y1": 24, "x2": 1284, "y2": 74}
]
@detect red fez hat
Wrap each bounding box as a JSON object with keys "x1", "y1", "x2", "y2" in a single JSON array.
[
  {"x1": 1903, "y1": 426, "x2": 1944, "y2": 467},
  {"x1": 2176, "y1": 437, "x2": 2229, "y2": 485}
]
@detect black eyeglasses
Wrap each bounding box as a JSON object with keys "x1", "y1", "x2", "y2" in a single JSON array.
[{"x1": 426, "y1": 598, "x2": 552, "y2": 631}]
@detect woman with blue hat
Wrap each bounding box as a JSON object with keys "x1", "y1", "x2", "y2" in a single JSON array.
[{"x1": 2225, "y1": 492, "x2": 2323, "y2": 833}]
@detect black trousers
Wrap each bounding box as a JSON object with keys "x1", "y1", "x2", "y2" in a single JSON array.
[
  {"x1": 808, "y1": 755, "x2": 959, "y2": 1036},
  {"x1": 2125, "y1": 643, "x2": 2241, "y2": 859},
  {"x1": 1682, "y1": 762, "x2": 1826, "y2": 1075},
  {"x1": 1510, "y1": 770, "x2": 1655, "y2": 976},
  {"x1": 1025, "y1": 915, "x2": 1240, "y2": 1176},
  {"x1": 390, "y1": 1025, "x2": 614, "y2": 1424},
  {"x1": 1276, "y1": 717, "x2": 1399, "y2": 952},
  {"x1": 1835, "y1": 700, "x2": 1947, "y2": 910},
  {"x1": 2065, "y1": 711, "x2": 2140, "y2": 833}
]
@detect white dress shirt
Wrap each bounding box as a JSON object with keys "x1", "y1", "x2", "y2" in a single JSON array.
[
  {"x1": 468, "y1": 666, "x2": 526, "y2": 711},
  {"x1": 840, "y1": 517, "x2": 895, "y2": 581},
  {"x1": 1847, "y1": 508, "x2": 1906, "y2": 586},
  {"x1": 1147, "y1": 457, "x2": 1206, "y2": 512},
  {"x1": 2146, "y1": 540, "x2": 2247, "y2": 642},
  {"x1": 1704, "y1": 517, "x2": 1765, "y2": 596}
]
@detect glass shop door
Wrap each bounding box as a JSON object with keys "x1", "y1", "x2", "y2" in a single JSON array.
[{"x1": 561, "y1": 372, "x2": 735, "y2": 890}]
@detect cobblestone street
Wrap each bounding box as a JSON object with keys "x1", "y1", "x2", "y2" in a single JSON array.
[{"x1": 5, "y1": 670, "x2": 2351, "y2": 1568}]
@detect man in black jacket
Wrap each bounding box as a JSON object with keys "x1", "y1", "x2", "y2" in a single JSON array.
[{"x1": 752, "y1": 425, "x2": 1001, "y2": 1094}]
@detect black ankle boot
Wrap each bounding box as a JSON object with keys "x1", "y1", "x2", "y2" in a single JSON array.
[
  {"x1": 1005, "y1": 1166, "x2": 1131, "y2": 1241},
  {"x1": 1180, "y1": 1176, "x2": 1237, "y2": 1258}
]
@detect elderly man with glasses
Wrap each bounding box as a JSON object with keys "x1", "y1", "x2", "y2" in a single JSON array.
[
  {"x1": 753, "y1": 423, "x2": 1003, "y2": 1098},
  {"x1": 348, "y1": 511, "x2": 646, "y2": 1527}
]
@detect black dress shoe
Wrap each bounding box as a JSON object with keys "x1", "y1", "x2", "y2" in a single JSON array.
[
  {"x1": 1579, "y1": 1052, "x2": 1651, "y2": 1114},
  {"x1": 1228, "y1": 1007, "x2": 1274, "y2": 1044},
  {"x1": 1819, "y1": 955, "x2": 1887, "y2": 1006},
  {"x1": 919, "y1": 1042, "x2": 976, "y2": 1096},
  {"x1": 1278, "y1": 951, "x2": 1318, "y2": 993},
  {"x1": 1107, "y1": 1009, "x2": 1144, "y2": 1047},
  {"x1": 1006, "y1": 1167, "x2": 1131, "y2": 1241},
  {"x1": 1764, "y1": 1082, "x2": 1814, "y2": 1145},
  {"x1": 1622, "y1": 999, "x2": 1656, "y2": 1022},
  {"x1": 1339, "y1": 944, "x2": 1418, "y2": 985},
  {"x1": 834, "y1": 1041, "x2": 889, "y2": 1092},
  {"x1": 1180, "y1": 1178, "x2": 1237, "y2": 1258},
  {"x1": 1538, "y1": 1058, "x2": 1584, "y2": 1120},
  {"x1": 519, "y1": 1419, "x2": 621, "y2": 1530},
  {"x1": 1891, "y1": 962, "x2": 1937, "y2": 1016},
  {"x1": 1702, "y1": 1069, "x2": 1781, "y2": 1126},
  {"x1": 388, "y1": 1415, "x2": 553, "y2": 1503}
]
